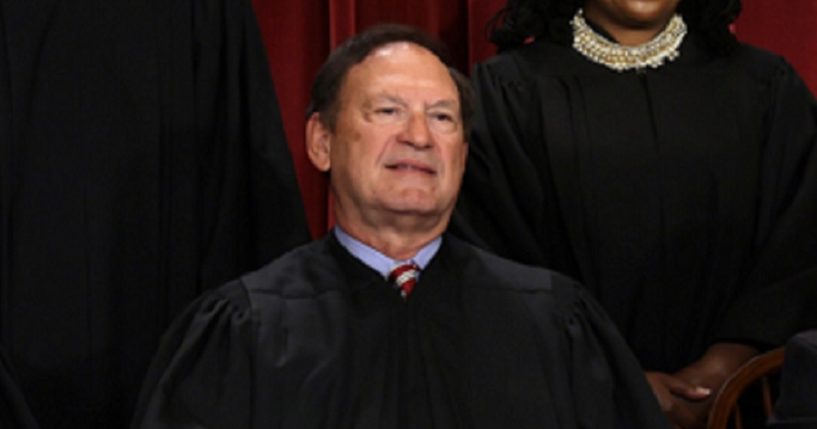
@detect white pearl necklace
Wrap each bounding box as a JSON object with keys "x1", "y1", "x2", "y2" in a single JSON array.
[{"x1": 571, "y1": 9, "x2": 687, "y2": 72}]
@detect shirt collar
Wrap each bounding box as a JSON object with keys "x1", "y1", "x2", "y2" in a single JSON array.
[{"x1": 333, "y1": 226, "x2": 441, "y2": 279}]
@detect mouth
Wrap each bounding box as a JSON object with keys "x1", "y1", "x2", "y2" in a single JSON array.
[{"x1": 385, "y1": 161, "x2": 436, "y2": 175}]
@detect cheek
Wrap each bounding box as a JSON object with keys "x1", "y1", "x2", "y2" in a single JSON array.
[
  {"x1": 458, "y1": 143, "x2": 468, "y2": 167},
  {"x1": 443, "y1": 142, "x2": 468, "y2": 182},
  {"x1": 349, "y1": 128, "x2": 390, "y2": 162},
  {"x1": 331, "y1": 130, "x2": 367, "y2": 164}
]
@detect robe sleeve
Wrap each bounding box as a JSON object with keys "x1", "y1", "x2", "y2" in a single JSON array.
[
  {"x1": 131, "y1": 282, "x2": 256, "y2": 429},
  {"x1": 566, "y1": 285, "x2": 670, "y2": 428},
  {"x1": 715, "y1": 60, "x2": 817, "y2": 346},
  {"x1": 452, "y1": 58, "x2": 555, "y2": 267},
  {"x1": 525, "y1": 277, "x2": 671, "y2": 429}
]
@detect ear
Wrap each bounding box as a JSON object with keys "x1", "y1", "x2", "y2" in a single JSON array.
[{"x1": 306, "y1": 113, "x2": 332, "y2": 172}]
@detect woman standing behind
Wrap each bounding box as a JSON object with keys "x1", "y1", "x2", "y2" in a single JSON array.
[{"x1": 452, "y1": 0, "x2": 817, "y2": 427}]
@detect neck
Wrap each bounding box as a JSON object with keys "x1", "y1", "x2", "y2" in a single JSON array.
[
  {"x1": 334, "y1": 212, "x2": 447, "y2": 261},
  {"x1": 582, "y1": 7, "x2": 673, "y2": 46}
]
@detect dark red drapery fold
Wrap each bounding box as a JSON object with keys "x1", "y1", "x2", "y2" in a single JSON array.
[{"x1": 735, "y1": 0, "x2": 817, "y2": 95}]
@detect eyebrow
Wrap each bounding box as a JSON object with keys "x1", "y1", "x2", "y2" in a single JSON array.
[
  {"x1": 426, "y1": 99, "x2": 458, "y2": 110},
  {"x1": 367, "y1": 94, "x2": 408, "y2": 107},
  {"x1": 367, "y1": 93, "x2": 458, "y2": 111}
]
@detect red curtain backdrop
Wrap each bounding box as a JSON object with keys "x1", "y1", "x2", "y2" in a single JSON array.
[
  {"x1": 252, "y1": 0, "x2": 817, "y2": 238},
  {"x1": 735, "y1": 0, "x2": 817, "y2": 96}
]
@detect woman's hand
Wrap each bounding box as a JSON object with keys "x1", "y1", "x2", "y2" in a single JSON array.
[
  {"x1": 645, "y1": 371, "x2": 710, "y2": 429},
  {"x1": 646, "y1": 343, "x2": 759, "y2": 429}
]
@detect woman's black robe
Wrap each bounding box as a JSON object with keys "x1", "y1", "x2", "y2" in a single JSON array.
[{"x1": 452, "y1": 35, "x2": 817, "y2": 372}]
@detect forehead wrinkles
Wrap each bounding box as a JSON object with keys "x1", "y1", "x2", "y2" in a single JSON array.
[{"x1": 348, "y1": 51, "x2": 457, "y2": 103}]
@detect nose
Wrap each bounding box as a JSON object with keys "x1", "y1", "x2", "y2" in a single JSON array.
[{"x1": 398, "y1": 112, "x2": 432, "y2": 149}]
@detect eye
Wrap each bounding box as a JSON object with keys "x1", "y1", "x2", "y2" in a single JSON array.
[
  {"x1": 369, "y1": 104, "x2": 406, "y2": 124},
  {"x1": 428, "y1": 110, "x2": 459, "y2": 133},
  {"x1": 432, "y1": 112, "x2": 453, "y2": 122},
  {"x1": 375, "y1": 107, "x2": 399, "y2": 116}
]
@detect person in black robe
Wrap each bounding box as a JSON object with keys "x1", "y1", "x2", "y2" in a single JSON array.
[
  {"x1": 131, "y1": 24, "x2": 669, "y2": 429},
  {"x1": 450, "y1": 0, "x2": 817, "y2": 427},
  {"x1": 0, "y1": 0, "x2": 309, "y2": 427}
]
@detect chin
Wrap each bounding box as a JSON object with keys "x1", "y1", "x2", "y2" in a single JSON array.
[
  {"x1": 625, "y1": 4, "x2": 676, "y2": 23},
  {"x1": 383, "y1": 199, "x2": 437, "y2": 215},
  {"x1": 379, "y1": 195, "x2": 437, "y2": 215},
  {"x1": 378, "y1": 187, "x2": 455, "y2": 215}
]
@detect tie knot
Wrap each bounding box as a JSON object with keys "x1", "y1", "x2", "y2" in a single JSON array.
[{"x1": 388, "y1": 262, "x2": 420, "y2": 299}]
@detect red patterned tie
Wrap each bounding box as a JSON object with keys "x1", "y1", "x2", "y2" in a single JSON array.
[{"x1": 388, "y1": 262, "x2": 420, "y2": 299}]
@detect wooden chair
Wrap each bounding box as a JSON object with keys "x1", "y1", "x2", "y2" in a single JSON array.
[{"x1": 707, "y1": 347, "x2": 785, "y2": 429}]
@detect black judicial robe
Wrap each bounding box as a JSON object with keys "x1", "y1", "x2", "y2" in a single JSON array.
[
  {"x1": 0, "y1": 348, "x2": 38, "y2": 429},
  {"x1": 0, "y1": 0, "x2": 309, "y2": 427},
  {"x1": 452, "y1": 34, "x2": 817, "y2": 373},
  {"x1": 132, "y1": 235, "x2": 669, "y2": 429}
]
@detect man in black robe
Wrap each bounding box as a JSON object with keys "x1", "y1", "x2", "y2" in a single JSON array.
[
  {"x1": 0, "y1": 0, "x2": 309, "y2": 427},
  {"x1": 131, "y1": 24, "x2": 669, "y2": 429}
]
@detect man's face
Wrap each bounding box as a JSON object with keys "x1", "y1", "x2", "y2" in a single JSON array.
[{"x1": 308, "y1": 42, "x2": 467, "y2": 233}]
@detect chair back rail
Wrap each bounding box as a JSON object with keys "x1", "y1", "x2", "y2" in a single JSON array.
[{"x1": 707, "y1": 347, "x2": 785, "y2": 429}]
